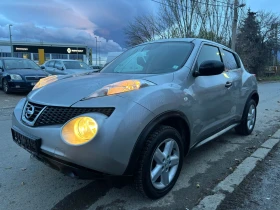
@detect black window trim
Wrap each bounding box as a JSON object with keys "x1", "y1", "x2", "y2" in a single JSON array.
[{"x1": 221, "y1": 48, "x2": 241, "y2": 70}]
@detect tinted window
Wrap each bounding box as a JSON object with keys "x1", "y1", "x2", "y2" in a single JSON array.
[
  {"x1": 3, "y1": 59, "x2": 40, "y2": 70},
  {"x1": 101, "y1": 42, "x2": 194, "y2": 74},
  {"x1": 63, "y1": 61, "x2": 91, "y2": 70},
  {"x1": 197, "y1": 45, "x2": 222, "y2": 67},
  {"x1": 222, "y1": 50, "x2": 238, "y2": 70},
  {"x1": 47, "y1": 60, "x2": 55, "y2": 67}
]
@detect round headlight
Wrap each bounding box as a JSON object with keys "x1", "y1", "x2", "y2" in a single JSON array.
[{"x1": 61, "y1": 117, "x2": 98, "y2": 145}]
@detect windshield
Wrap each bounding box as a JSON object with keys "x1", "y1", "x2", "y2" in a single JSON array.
[
  {"x1": 63, "y1": 61, "x2": 91, "y2": 70},
  {"x1": 3, "y1": 59, "x2": 41, "y2": 70},
  {"x1": 101, "y1": 42, "x2": 194, "y2": 74}
]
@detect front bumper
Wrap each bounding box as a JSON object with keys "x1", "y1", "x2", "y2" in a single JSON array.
[
  {"x1": 8, "y1": 81, "x2": 36, "y2": 92},
  {"x1": 12, "y1": 96, "x2": 154, "y2": 176},
  {"x1": 34, "y1": 151, "x2": 110, "y2": 179}
]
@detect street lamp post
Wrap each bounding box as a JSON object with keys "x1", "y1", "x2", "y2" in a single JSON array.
[
  {"x1": 9, "y1": 24, "x2": 13, "y2": 57},
  {"x1": 97, "y1": 41, "x2": 101, "y2": 66},
  {"x1": 231, "y1": 1, "x2": 246, "y2": 51},
  {"x1": 95, "y1": 37, "x2": 97, "y2": 65}
]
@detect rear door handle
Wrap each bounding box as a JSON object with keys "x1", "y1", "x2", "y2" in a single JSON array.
[{"x1": 225, "y1": 81, "x2": 232, "y2": 88}]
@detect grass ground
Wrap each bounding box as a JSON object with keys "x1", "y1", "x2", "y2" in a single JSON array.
[{"x1": 258, "y1": 75, "x2": 280, "y2": 82}]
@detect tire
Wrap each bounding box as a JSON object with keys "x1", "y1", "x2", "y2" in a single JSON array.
[
  {"x1": 235, "y1": 99, "x2": 257, "y2": 135},
  {"x1": 2, "y1": 79, "x2": 10, "y2": 94},
  {"x1": 134, "y1": 125, "x2": 184, "y2": 199}
]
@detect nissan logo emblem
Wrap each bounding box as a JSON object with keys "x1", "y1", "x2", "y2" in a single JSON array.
[{"x1": 25, "y1": 104, "x2": 35, "y2": 119}]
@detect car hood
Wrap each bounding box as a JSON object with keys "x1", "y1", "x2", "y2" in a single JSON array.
[
  {"x1": 7, "y1": 69, "x2": 48, "y2": 76},
  {"x1": 27, "y1": 72, "x2": 173, "y2": 106}
]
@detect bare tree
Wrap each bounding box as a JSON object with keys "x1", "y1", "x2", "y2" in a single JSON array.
[{"x1": 124, "y1": 0, "x2": 234, "y2": 47}]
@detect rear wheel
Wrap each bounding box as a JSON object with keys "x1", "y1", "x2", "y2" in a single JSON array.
[
  {"x1": 235, "y1": 99, "x2": 257, "y2": 135},
  {"x1": 134, "y1": 125, "x2": 184, "y2": 199},
  {"x1": 2, "y1": 79, "x2": 10, "y2": 94}
]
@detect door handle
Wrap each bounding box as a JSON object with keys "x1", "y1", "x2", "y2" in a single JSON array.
[{"x1": 225, "y1": 81, "x2": 232, "y2": 88}]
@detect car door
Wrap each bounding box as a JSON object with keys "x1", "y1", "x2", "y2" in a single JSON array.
[
  {"x1": 221, "y1": 48, "x2": 243, "y2": 121},
  {"x1": 189, "y1": 44, "x2": 232, "y2": 143}
]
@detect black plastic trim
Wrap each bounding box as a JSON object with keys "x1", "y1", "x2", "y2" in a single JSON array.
[
  {"x1": 240, "y1": 90, "x2": 259, "y2": 122},
  {"x1": 123, "y1": 110, "x2": 191, "y2": 175},
  {"x1": 34, "y1": 152, "x2": 111, "y2": 179},
  {"x1": 192, "y1": 119, "x2": 240, "y2": 149}
]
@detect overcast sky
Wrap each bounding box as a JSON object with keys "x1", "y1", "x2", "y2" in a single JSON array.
[
  {"x1": 0, "y1": 0, "x2": 279, "y2": 53},
  {"x1": 0, "y1": 0, "x2": 158, "y2": 53}
]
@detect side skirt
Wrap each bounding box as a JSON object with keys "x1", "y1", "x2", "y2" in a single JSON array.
[{"x1": 193, "y1": 123, "x2": 239, "y2": 149}]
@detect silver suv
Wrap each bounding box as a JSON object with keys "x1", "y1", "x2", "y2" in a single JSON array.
[{"x1": 11, "y1": 38, "x2": 258, "y2": 199}]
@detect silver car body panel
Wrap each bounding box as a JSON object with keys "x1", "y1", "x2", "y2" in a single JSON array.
[{"x1": 12, "y1": 38, "x2": 258, "y2": 175}]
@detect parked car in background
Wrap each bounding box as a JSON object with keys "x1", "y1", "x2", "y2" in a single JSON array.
[
  {"x1": 0, "y1": 57, "x2": 49, "y2": 94},
  {"x1": 41, "y1": 59, "x2": 94, "y2": 75},
  {"x1": 90, "y1": 65, "x2": 102, "y2": 71},
  {"x1": 11, "y1": 38, "x2": 259, "y2": 199}
]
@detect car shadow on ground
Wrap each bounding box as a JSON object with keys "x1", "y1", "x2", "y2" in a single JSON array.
[{"x1": 52, "y1": 176, "x2": 134, "y2": 210}]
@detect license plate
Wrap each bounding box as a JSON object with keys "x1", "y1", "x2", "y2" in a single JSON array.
[
  {"x1": 11, "y1": 129, "x2": 41, "y2": 154},
  {"x1": 31, "y1": 82, "x2": 36, "y2": 86}
]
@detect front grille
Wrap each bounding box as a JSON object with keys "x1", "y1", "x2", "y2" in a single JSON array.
[
  {"x1": 25, "y1": 76, "x2": 45, "y2": 81},
  {"x1": 34, "y1": 106, "x2": 115, "y2": 126},
  {"x1": 24, "y1": 102, "x2": 45, "y2": 122}
]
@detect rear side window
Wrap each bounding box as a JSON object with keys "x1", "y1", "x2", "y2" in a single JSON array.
[
  {"x1": 222, "y1": 50, "x2": 239, "y2": 70},
  {"x1": 54, "y1": 61, "x2": 63, "y2": 68},
  {"x1": 197, "y1": 45, "x2": 222, "y2": 67},
  {"x1": 47, "y1": 60, "x2": 55, "y2": 67}
]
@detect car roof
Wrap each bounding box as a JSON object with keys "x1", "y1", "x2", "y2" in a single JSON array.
[
  {"x1": 0, "y1": 57, "x2": 29, "y2": 60},
  {"x1": 46, "y1": 59, "x2": 81, "y2": 62},
  {"x1": 137, "y1": 38, "x2": 234, "y2": 53}
]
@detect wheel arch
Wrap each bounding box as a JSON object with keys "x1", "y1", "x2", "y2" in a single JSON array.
[
  {"x1": 123, "y1": 110, "x2": 191, "y2": 175},
  {"x1": 1, "y1": 76, "x2": 8, "y2": 88},
  {"x1": 251, "y1": 91, "x2": 259, "y2": 105},
  {"x1": 240, "y1": 90, "x2": 259, "y2": 121}
]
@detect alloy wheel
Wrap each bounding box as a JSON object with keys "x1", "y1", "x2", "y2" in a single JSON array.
[
  {"x1": 247, "y1": 104, "x2": 256, "y2": 130},
  {"x1": 3, "y1": 80, "x2": 8, "y2": 93},
  {"x1": 150, "y1": 138, "x2": 180, "y2": 190}
]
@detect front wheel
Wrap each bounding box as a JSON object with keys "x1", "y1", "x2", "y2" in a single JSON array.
[
  {"x1": 235, "y1": 99, "x2": 257, "y2": 135},
  {"x1": 2, "y1": 79, "x2": 10, "y2": 94},
  {"x1": 134, "y1": 125, "x2": 184, "y2": 199}
]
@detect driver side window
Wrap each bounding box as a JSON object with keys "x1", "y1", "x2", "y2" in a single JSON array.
[
  {"x1": 197, "y1": 45, "x2": 222, "y2": 68},
  {"x1": 47, "y1": 60, "x2": 55, "y2": 68},
  {"x1": 54, "y1": 61, "x2": 63, "y2": 69}
]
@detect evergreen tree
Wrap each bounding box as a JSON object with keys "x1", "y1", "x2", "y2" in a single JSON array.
[{"x1": 236, "y1": 10, "x2": 262, "y2": 76}]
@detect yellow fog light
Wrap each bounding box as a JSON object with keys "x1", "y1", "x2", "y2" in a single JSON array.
[{"x1": 61, "y1": 117, "x2": 98, "y2": 145}]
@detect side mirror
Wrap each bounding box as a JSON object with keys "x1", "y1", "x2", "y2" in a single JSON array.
[
  {"x1": 40, "y1": 66, "x2": 45, "y2": 69},
  {"x1": 57, "y1": 66, "x2": 64, "y2": 70},
  {"x1": 194, "y1": 60, "x2": 225, "y2": 77},
  {"x1": 137, "y1": 57, "x2": 145, "y2": 67}
]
